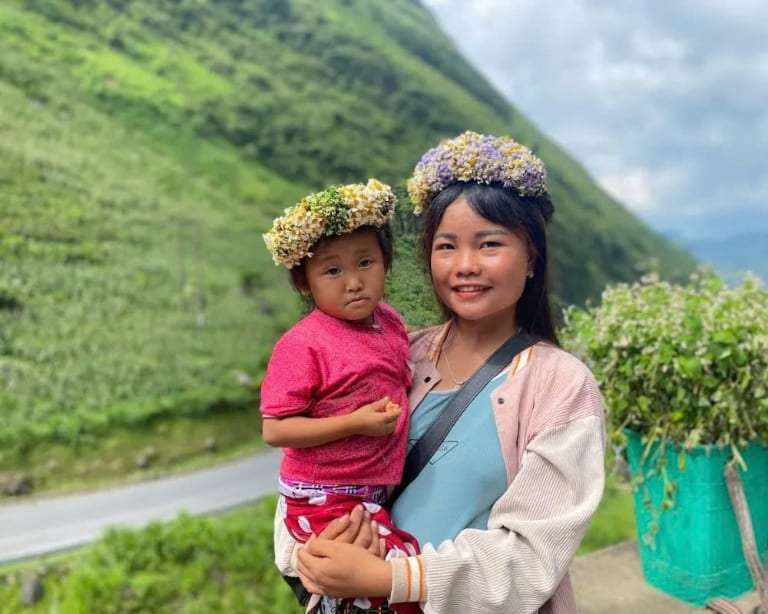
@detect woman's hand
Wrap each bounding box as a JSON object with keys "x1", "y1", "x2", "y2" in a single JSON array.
[
  {"x1": 296, "y1": 538, "x2": 393, "y2": 599},
  {"x1": 318, "y1": 505, "x2": 387, "y2": 556}
]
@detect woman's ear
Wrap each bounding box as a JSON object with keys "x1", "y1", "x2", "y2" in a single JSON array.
[{"x1": 526, "y1": 247, "x2": 537, "y2": 279}]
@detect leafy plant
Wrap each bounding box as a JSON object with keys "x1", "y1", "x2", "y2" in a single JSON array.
[
  {"x1": 562, "y1": 270, "x2": 768, "y2": 544},
  {"x1": 564, "y1": 270, "x2": 768, "y2": 451},
  {"x1": 0, "y1": 498, "x2": 302, "y2": 613}
]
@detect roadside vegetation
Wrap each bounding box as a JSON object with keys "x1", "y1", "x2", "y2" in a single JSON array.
[{"x1": 0, "y1": 478, "x2": 634, "y2": 613}]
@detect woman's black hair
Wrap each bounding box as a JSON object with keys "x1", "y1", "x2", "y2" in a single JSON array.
[
  {"x1": 421, "y1": 182, "x2": 560, "y2": 346},
  {"x1": 289, "y1": 223, "x2": 394, "y2": 294}
]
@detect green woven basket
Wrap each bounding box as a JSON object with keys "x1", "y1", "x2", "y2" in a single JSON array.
[{"x1": 625, "y1": 429, "x2": 768, "y2": 607}]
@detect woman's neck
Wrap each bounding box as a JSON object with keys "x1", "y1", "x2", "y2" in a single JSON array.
[{"x1": 449, "y1": 312, "x2": 520, "y2": 357}]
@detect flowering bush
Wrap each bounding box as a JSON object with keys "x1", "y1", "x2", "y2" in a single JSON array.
[{"x1": 563, "y1": 271, "x2": 768, "y2": 456}]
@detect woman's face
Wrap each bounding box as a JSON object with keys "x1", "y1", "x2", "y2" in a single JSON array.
[{"x1": 430, "y1": 196, "x2": 532, "y2": 326}]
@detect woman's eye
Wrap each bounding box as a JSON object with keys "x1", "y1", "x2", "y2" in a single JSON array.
[
  {"x1": 481, "y1": 241, "x2": 501, "y2": 249},
  {"x1": 434, "y1": 243, "x2": 454, "y2": 251}
]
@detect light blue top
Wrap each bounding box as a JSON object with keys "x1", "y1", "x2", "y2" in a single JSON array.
[{"x1": 390, "y1": 373, "x2": 508, "y2": 547}]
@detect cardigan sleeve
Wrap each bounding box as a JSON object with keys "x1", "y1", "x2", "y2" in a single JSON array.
[{"x1": 388, "y1": 371, "x2": 605, "y2": 613}]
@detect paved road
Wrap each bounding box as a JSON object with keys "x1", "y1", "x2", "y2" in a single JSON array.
[{"x1": 0, "y1": 449, "x2": 282, "y2": 565}]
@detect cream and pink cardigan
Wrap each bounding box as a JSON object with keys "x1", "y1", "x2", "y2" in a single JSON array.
[{"x1": 274, "y1": 323, "x2": 606, "y2": 614}]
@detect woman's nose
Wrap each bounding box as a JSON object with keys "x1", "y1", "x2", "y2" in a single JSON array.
[{"x1": 455, "y1": 248, "x2": 480, "y2": 276}]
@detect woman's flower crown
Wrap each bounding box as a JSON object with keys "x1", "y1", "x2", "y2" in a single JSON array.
[
  {"x1": 407, "y1": 131, "x2": 548, "y2": 214},
  {"x1": 264, "y1": 179, "x2": 396, "y2": 268}
]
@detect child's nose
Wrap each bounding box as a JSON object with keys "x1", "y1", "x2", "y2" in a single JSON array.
[{"x1": 346, "y1": 273, "x2": 364, "y2": 291}]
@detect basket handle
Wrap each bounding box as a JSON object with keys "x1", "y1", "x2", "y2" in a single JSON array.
[{"x1": 724, "y1": 460, "x2": 768, "y2": 611}]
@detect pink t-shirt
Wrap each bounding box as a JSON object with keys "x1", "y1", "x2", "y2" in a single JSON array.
[{"x1": 260, "y1": 302, "x2": 411, "y2": 485}]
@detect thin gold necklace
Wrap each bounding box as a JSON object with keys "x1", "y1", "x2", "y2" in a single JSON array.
[
  {"x1": 441, "y1": 323, "x2": 522, "y2": 387},
  {"x1": 441, "y1": 325, "x2": 470, "y2": 386},
  {"x1": 443, "y1": 348, "x2": 469, "y2": 386}
]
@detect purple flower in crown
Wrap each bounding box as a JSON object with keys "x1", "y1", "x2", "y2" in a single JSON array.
[
  {"x1": 418, "y1": 149, "x2": 439, "y2": 168},
  {"x1": 437, "y1": 162, "x2": 453, "y2": 185},
  {"x1": 480, "y1": 141, "x2": 502, "y2": 160},
  {"x1": 407, "y1": 131, "x2": 548, "y2": 213}
]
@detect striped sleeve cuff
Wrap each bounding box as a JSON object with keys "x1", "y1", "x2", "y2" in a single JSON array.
[{"x1": 388, "y1": 555, "x2": 426, "y2": 604}]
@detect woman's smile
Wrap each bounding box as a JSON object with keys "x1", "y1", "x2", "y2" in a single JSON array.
[{"x1": 451, "y1": 284, "x2": 491, "y2": 299}]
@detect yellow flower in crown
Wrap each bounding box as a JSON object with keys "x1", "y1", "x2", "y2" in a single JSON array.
[{"x1": 263, "y1": 179, "x2": 396, "y2": 268}]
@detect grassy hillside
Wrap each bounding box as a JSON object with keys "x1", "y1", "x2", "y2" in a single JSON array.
[{"x1": 0, "y1": 0, "x2": 694, "y2": 472}]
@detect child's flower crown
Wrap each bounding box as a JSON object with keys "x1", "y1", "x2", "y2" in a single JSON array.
[
  {"x1": 264, "y1": 179, "x2": 396, "y2": 268},
  {"x1": 407, "y1": 131, "x2": 548, "y2": 214}
]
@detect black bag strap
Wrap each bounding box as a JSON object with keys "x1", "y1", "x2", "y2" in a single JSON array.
[{"x1": 390, "y1": 331, "x2": 538, "y2": 503}]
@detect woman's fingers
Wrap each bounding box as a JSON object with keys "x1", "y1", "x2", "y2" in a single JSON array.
[
  {"x1": 352, "y1": 511, "x2": 374, "y2": 548},
  {"x1": 296, "y1": 551, "x2": 321, "y2": 594},
  {"x1": 297, "y1": 541, "x2": 338, "y2": 594},
  {"x1": 317, "y1": 514, "x2": 351, "y2": 540},
  {"x1": 367, "y1": 521, "x2": 384, "y2": 556},
  {"x1": 323, "y1": 505, "x2": 364, "y2": 543}
]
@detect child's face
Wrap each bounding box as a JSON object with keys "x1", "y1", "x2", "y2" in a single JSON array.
[{"x1": 303, "y1": 229, "x2": 386, "y2": 326}]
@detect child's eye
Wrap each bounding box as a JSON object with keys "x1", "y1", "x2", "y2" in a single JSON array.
[
  {"x1": 324, "y1": 267, "x2": 341, "y2": 276},
  {"x1": 358, "y1": 258, "x2": 373, "y2": 268}
]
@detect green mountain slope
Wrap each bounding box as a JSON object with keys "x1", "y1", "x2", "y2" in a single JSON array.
[{"x1": 0, "y1": 0, "x2": 694, "y2": 453}]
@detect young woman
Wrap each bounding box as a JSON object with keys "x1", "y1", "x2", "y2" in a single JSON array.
[{"x1": 275, "y1": 132, "x2": 606, "y2": 614}]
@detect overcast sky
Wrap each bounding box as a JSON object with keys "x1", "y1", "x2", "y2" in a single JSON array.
[{"x1": 423, "y1": 0, "x2": 768, "y2": 240}]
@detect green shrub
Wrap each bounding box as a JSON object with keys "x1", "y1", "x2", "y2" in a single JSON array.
[
  {"x1": 563, "y1": 270, "x2": 768, "y2": 456},
  {"x1": 0, "y1": 498, "x2": 301, "y2": 614}
]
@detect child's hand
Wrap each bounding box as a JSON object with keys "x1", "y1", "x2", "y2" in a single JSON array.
[{"x1": 349, "y1": 397, "x2": 402, "y2": 436}]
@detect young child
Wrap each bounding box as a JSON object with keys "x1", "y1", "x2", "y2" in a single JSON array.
[{"x1": 261, "y1": 179, "x2": 420, "y2": 613}]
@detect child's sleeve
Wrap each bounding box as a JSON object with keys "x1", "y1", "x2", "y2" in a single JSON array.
[
  {"x1": 380, "y1": 302, "x2": 413, "y2": 388},
  {"x1": 260, "y1": 331, "x2": 320, "y2": 418}
]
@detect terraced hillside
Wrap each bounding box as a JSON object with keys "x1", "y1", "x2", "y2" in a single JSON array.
[{"x1": 0, "y1": 0, "x2": 694, "y2": 471}]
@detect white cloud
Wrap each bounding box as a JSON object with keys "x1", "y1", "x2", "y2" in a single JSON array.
[
  {"x1": 597, "y1": 166, "x2": 687, "y2": 212},
  {"x1": 421, "y1": 0, "x2": 768, "y2": 237}
]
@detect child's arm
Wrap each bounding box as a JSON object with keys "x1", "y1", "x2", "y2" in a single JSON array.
[{"x1": 262, "y1": 398, "x2": 401, "y2": 448}]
